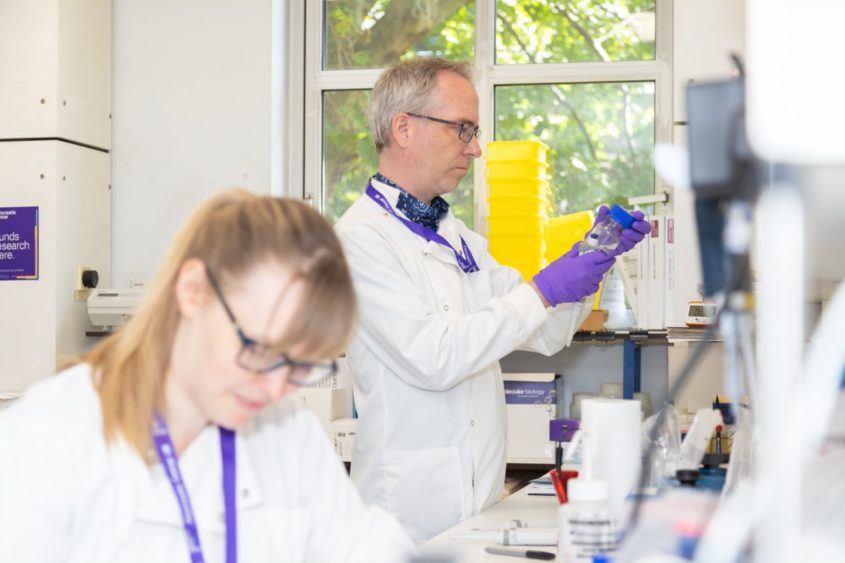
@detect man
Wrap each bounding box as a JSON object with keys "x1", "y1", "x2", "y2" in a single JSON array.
[{"x1": 335, "y1": 57, "x2": 649, "y2": 541}]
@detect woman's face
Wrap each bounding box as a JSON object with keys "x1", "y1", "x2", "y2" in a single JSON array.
[{"x1": 176, "y1": 260, "x2": 311, "y2": 430}]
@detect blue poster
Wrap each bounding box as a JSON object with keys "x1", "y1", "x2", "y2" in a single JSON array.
[{"x1": 0, "y1": 207, "x2": 39, "y2": 280}]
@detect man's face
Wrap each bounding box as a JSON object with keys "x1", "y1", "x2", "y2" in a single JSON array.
[{"x1": 407, "y1": 71, "x2": 482, "y2": 200}]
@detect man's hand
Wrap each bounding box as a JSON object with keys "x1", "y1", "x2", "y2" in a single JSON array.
[{"x1": 532, "y1": 242, "x2": 615, "y2": 306}]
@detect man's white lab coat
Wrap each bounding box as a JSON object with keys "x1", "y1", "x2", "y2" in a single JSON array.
[
  {"x1": 335, "y1": 179, "x2": 590, "y2": 541},
  {"x1": 0, "y1": 364, "x2": 416, "y2": 562}
]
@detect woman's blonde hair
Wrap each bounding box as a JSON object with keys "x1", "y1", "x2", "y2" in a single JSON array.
[{"x1": 81, "y1": 188, "x2": 356, "y2": 457}]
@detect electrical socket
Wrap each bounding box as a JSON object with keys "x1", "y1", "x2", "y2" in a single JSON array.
[{"x1": 75, "y1": 265, "x2": 93, "y2": 291}]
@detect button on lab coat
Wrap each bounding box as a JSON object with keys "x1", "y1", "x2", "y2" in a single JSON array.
[
  {"x1": 0, "y1": 364, "x2": 416, "y2": 562},
  {"x1": 335, "y1": 180, "x2": 590, "y2": 541}
]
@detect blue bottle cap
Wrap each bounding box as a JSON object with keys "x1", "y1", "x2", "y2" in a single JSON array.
[{"x1": 609, "y1": 203, "x2": 636, "y2": 229}]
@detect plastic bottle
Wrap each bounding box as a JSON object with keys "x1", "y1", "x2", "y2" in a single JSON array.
[
  {"x1": 558, "y1": 478, "x2": 620, "y2": 563},
  {"x1": 579, "y1": 204, "x2": 637, "y2": 255}
]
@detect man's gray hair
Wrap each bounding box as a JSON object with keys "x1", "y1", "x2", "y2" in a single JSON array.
[{"x1": 368, "y1": 57, "x2": 473, "y2": 153}]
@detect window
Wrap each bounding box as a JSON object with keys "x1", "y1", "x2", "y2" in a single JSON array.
[{"x1": 295, "y1": 0, "x2": 671, "y2": 227}]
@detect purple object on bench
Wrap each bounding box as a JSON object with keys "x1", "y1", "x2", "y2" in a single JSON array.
[{"x1": 549, "y1": 418, "x2": 580, "y2": 442}]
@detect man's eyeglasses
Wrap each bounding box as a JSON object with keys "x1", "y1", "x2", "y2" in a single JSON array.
[
  {"x1": 206, "y1": 269, "x2": 337, "y2": 387},
  {"x1": 407, "y1": 112, "x2": 481, "y2": 143}
]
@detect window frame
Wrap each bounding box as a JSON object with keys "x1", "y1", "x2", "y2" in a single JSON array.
[{"x1": 292, "y1": 0, "x2": 674, "y2": 228}]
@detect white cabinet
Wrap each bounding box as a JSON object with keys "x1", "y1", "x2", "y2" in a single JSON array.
[{"x1": 0, "y1": 0, "x2": 111, "y2": 149}]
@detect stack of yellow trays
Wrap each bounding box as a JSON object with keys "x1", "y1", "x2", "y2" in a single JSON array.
[{"x1": 485, "y1": 140, "x2": 552, "y2": 279}]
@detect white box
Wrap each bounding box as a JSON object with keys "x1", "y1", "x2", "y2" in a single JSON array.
[
  {"x1": 503, "y1": 373, "x2": 557, "y2": 463},
  {"x1": 330, "y1": 418, "x2": 357, "y2": 462},
  {"x1": 291, "y1": 388, "x2": 346, "y2": 438}
]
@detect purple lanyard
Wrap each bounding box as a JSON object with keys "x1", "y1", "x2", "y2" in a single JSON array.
[
  {"x1": 152, "y1": 414, "x2": 237, "y2": 563},
  {"x1": 366, "y1": 183, "x2": 480, "y2": 273}
]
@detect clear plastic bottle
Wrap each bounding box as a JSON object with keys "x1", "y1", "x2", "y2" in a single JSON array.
[
  {"x1": 579, "y1": 204, "x2": 637, "y2": 255},
  {"x1": 558, "y1": 479, "x2": 620, "y2": 563}
]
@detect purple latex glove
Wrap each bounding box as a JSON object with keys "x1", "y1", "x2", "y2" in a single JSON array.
[
  {"x1": 600, "y1": 206, "x2": 650, "y2": 257},
  {"x1": 533, "y1": 241, "x2": 615, "y2": 305}
]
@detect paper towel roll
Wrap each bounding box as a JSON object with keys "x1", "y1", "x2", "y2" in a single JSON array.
[{"x1": 580, "y1": 398, "x2": 642, "y2": 513}]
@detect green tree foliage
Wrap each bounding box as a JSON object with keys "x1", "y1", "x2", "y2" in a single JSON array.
[{"x1": 322, "y1": 0, "x2": 656, "y2": 224}]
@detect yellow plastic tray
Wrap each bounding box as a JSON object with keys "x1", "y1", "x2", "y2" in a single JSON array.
[
  {"x1": 486, "y1": 140, "x2": 549, "y2": 162},
  {"x1": 488, "y1": 236, "x2": 546, "y2": 281},
  {"x1": 489, "y1": 196, "x2": 552, "y2": 217},
  {"x1": 487, "y1": 216, "x2": 546, "y2": 236},
  {"x1": 487, "y1": 178, "x2": 552, "y2": 199},
  {"x1": 486, "y1": 159, "x2": 550, "y2": 180}
]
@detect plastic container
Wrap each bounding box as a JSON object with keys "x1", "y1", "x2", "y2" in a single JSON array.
[
  {"x1": 544, "y1": 211, "x2": 593, "y2": 262},
  {"x1": 486, "y1": 159, "x2": 550, "y2": 180},
  {"x1": 487, "y1": 235, "x2": 545, "y2": 280},
  {"x1": 487, "y1": 178, "x2": 551, "y2": 199},
  {"x1": 599, "y1": 383, "x2": 623, "y2": 399},
  {"x1": 558, "y1": 478, "x2": 620, "y2": 563},
  {"x1": 487, "y1": 217, "x2": 546, "y2": 236},
  {"x1": 569, "y1": 392, "x2": 596, "y2": 420},
  {"x1": 578, "y1": 204, "x2": 636, "y2": 255},
  {"x1": 486, "y1": 140, "x2": 549, "y2": 161},
  {"x1": 488, "y1": 195, "x2": 552, "y2": 217}
]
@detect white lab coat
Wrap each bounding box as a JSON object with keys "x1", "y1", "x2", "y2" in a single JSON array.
[
  {"x1": 335, "y1": 179, "x2": 590, "y2": 541},
  {"x1": 0, "y1": 364, "x2": 416, "y2": 563}
]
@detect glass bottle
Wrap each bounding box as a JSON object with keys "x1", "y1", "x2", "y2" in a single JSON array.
[{"x1": 579, "y1": 204, "x2": 637, "y2": 255}]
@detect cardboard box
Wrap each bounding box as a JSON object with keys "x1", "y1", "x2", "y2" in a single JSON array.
[
  {"x1": 503, "y1": 373, "x2": 558, "y2": 462},
  {"x1": 578, "y1": 309, "x2": 608, "y2": 332}
]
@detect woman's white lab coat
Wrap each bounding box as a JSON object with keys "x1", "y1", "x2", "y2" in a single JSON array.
[
  {"x1": 335, "y1": 180, "x2": 590, "y2": 541},
  {"x1": 0, "y1": 364, "x2": 416, "y2": 562}
]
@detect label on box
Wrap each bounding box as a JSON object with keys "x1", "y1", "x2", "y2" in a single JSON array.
[
  {"x1": 0, "y1": 207, "x2": 38, "y2": 280},
  {"x1": 504, "y1": 380, "x2": 556, "y2": 405}
]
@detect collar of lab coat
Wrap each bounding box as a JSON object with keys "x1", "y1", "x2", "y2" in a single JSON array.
[
  {"x1": 134, "y1": 425, "x2": 263, "y2": 531},
  {"x1": 369, "y1": 179, "x2": 469, "y2": 269}
]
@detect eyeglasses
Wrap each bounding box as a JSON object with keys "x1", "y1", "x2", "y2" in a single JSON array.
[
  {"x1": 407, "y1": 112, "x2": 481, "y2": 143},
  {"x1": 205, "y1": 269, "x2": 338, "y2": 387}
]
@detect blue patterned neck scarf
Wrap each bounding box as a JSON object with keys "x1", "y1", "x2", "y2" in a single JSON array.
[{"x1": 373, "y1": 173, "x2": 449, "y2": 232}]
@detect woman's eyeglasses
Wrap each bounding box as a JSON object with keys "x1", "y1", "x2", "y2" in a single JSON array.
[{"x1": 205, "y1": 269, "x2": 337, "y2": 387}]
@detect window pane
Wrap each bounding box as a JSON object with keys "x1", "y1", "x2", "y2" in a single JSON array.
[
  {"x1": 494, "y1": 82, "x2": 655, "y2": 214},
  {"x1": 324, "y1": 0, "x2": 475, "y2": 70},
  {"x1": 323, "y1": 90, "x2": 376, "y2": 222},
  {"x1": 496, "y1": 0, "x2": 656, "y2": 64},
  {"x1": 322, "y1": 89, "x2": 476, "y2": 227}
]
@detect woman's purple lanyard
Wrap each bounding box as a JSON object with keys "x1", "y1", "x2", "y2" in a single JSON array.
[
  {"x1": 366, "y1": 183, "x2": 480, "y2": 273},
  {"x1": 152, "y1": 413, "x2": 237, "y2": 563}
]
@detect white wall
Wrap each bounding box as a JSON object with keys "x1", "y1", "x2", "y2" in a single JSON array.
[
  {"x1": 111, "y1": 0, "x2": 285, "y2": 287},
  {"x1": 0, "y1": 0, "x2": 112, "y2": 392}
]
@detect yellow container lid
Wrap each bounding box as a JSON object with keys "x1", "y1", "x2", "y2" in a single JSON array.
[{"x1": 486, "y1": 140, "x2": 549, "y2": 162}]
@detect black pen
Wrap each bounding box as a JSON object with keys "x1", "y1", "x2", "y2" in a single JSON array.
[{"x1": 485, "y1": 546, "x2": 556, "y2": 560}]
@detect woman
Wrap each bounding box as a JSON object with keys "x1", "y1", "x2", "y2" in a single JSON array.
[{"x1": 0, "y1": 189, "x2": 415, "y2": 562}]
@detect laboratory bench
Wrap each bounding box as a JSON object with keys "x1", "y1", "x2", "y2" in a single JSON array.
[{"x1": 420, "y1": 483, "x2": 560, "y2": 563}]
